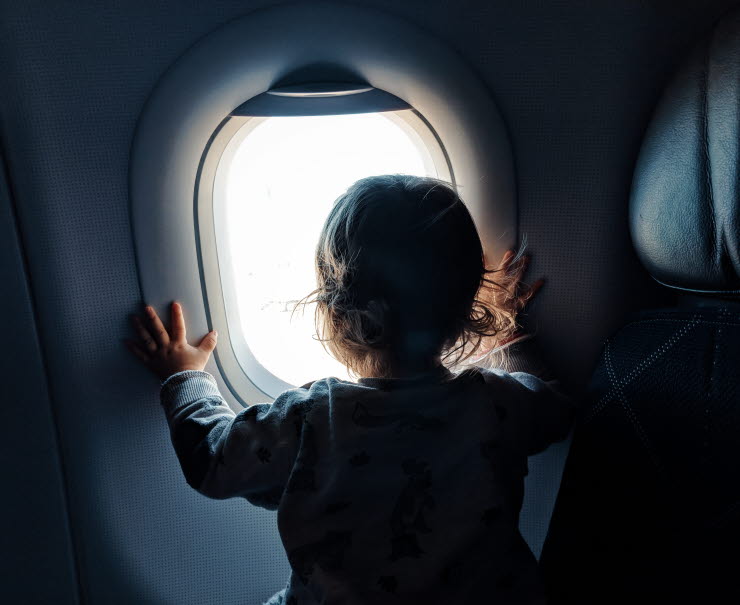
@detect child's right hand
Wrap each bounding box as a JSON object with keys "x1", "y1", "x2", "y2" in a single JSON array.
[
  {"x1": 490, "y1": 249, "x2": 544, "y2": 316},
  {"x1": 479, "y1": 249, "x2": 544, "y2": 348},
  {"x1": 125, "y1": 302, "x2": 218, "y2": 381}
]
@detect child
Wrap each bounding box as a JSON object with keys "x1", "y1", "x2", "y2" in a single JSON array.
[{"x1": 126, "y1": 175, "x2": 573, "y2": 604}]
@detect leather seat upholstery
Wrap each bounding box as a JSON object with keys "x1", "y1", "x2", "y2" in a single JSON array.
[
  {"x1": 540, "y1": 8, "x2": 740, "y2": 603},
  {"x1": 630, "y1": 7, "x2": 740, "y2": 294}
]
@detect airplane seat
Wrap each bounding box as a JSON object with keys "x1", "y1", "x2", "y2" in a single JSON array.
[{"x1": 540, "y1": 7, "x2": 740, "y2": 604}]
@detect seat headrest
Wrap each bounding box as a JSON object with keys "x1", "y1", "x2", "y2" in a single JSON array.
[{"x1": 630, "y1": 9, "x2": 740, "y2": 295}]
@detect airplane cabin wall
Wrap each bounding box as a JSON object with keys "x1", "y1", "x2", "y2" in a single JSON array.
[
  {"x1": 1, "y1": 1, "x2": 737, "y2": 603},
  {"x1": 0, "y1": 152, "x2": 80, "y2": 602}
]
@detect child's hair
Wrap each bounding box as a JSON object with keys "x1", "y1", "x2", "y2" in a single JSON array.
[{"x1": 302, "y1": 174, "x2": 517, "y2": 378}]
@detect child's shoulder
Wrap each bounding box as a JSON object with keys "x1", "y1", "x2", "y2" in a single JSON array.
[
  {"x1": 298, "y1": 376, "x2": 360, "y2": 391},
  {"x1": 273, "y1": 376, "x2": 362, "y2": 407},
  {"x1": 470, "y1": 365, "x2": 520, "y2": 387},
  {"x1": 470, "y1": 366, "x2": 558, "y2": 403}
]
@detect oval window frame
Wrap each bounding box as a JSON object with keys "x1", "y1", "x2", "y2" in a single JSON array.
[{"x1": 130, "y1": 0, "x2": 516, "y2": 409}]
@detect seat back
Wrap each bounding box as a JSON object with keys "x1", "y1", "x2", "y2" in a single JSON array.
[{"x1": 541, "y1": 7, "x2": 740, "y2": 603}]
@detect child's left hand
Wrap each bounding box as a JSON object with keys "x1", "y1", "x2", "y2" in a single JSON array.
[{"x1": 125, "y1": 302, "x2": 218, "y2": 381}]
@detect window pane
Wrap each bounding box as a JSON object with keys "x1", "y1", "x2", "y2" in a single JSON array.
[{"x1": 222, "y1": 112, "x2": 437, "y2": 387}]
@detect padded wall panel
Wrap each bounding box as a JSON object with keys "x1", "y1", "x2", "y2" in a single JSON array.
[
  {"x1": 0, "y1": 2, "x2": 291, "y2": 604},
  {"x1": 0, "y1": 154, "x2": 79, "y2": 603},
  {"x1": 1, "y1": 0, "x2": 737, "y2": 602}
]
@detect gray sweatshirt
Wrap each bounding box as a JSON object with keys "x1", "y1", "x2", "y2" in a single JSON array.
[{"x1": 160, "y1": 356, "x2": 573, "y2": 605}]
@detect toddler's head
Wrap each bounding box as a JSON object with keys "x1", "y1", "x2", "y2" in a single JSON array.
[{"x1": 309, "y1": 174, "x2": 515, "y2": 378}]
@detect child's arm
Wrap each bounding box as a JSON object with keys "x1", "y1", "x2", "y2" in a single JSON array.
[
  {"x1": 487, "y1": 369, "x2": 574, "y2": 455},
  {"x1": 125, "y1": 303, "x2": 304, "y2": 508},
  {"x1": 476, "y1": 250, "x2": 576, "y2": 451}
]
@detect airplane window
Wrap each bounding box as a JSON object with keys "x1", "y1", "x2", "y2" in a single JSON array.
[{"x1": 213, "y1": 110, "x2": 450, "y2": 392}]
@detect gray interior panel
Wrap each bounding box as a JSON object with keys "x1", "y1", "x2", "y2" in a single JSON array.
[
  {"x1": 1, "y1": 0, "x2": 737, "y2": 602},
  {"x1": 0, "y1": 153, "x2": 79, "y2": 603}
]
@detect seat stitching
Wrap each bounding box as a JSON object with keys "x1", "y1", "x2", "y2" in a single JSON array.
[
  {"x1": 585, "y1": 315, "x2": 701, "y2": 423},
  {"x1": 604, "y1": 341, "x2": 663, "y2": 470}
]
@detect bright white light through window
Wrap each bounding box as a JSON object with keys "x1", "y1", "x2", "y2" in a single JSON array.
[{"x1": 221, "y1": 112, "x2": 439, "y2": 388}]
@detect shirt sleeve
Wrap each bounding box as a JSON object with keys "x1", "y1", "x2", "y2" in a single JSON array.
[
  {"x1": 159, "y1": 370, "x2": 312, "y2": 509},
  {"x1": 498, "y1": 334, "x2": 556, "y2": 380},
  {"x1": 481, "y1": 365, "x2": 575, "y2": 456}
]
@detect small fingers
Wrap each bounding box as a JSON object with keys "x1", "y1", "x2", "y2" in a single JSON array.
[
  {"x1": 517, "y1": 278, "x2": 545, "y2": 312},
  {"x1": 198, "y1": 330, "x2": 218, "y2": 354},
  {"x1": 144, "y1": 305, "x2": 170, "y2": 348},
  {"x1": 495, "y1": 249, "x2": 516, "y2": 272},
  {"x1": 496, "y1": 249, "x2": 531, "y2": 280},
  {"x1": 170, "y1": 301, "x2": 186, "y2": 343},
  {"x1": 131, "y1": 315, "x2": 157, "y2": 352},
  {"x1": 508, "y1": 254, "x2": 530, "y2": 280},
  {"x1": 124, "y1": 339, "x2": 150, "y2": 362},
  {"x1": 528, "y1": 278, "x2": 545, "y2": 298}
]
